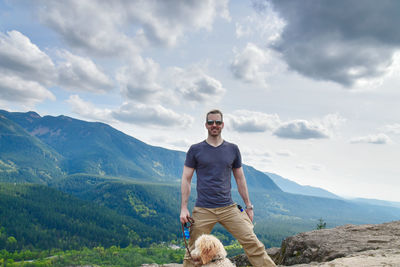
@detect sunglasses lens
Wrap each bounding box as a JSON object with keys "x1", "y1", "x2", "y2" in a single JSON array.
[{"x1": 207, "y1": 120, "x2": 223, "y2": 125}]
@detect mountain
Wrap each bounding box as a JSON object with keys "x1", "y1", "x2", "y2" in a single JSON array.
[
  {"x1": 0, "y1": 114, "x2": 64, "y2": 183},
  {"x1": 265, "y1": 172, "x2": 340, "y2": 199},
  {"x1": 0, "y1": 110, "x2": 185, "y2": 182},
  {"x1": 1, "y1": 109, "x2": 400, "y2": 251},
  {"x1": 348, "y1": 197, "x2": 400, "y2": 209},
  {"x1": 0, "y1": 110, "x2": 281, "y2": 192}
]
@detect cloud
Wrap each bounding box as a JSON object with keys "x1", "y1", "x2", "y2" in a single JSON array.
[
  {"x1": 57, "y1": 51, "x2": 114, "y2": 93},
  {"x1": 226, "y1": 110, "x2": 280, "y2": 132},
  {"x1": 0, "y1": 73, "x2": 55, "y2": 105},
  {"x1": 230, "y1": 43, "x2": 277, "y2": 87},
  {"x1": 117, "y1": 55, "x2": 164, "y2": 103},
  {"x1": 36, "y1": 0, "x2": 229, "y2": 55},
  {"x1": 273, "y1": 120, "x2": 330, "y2": 140},
  {"x1": 350, "y1": 133, "x2": 392, "y2": 144},
  {"x1": 171, "y1": 67, "x2": 226, "y2": 103},
  {"x1": 0, "y1": 31, "x2": 55, "y2": 104},
  {"x1": 273, "y1": 114, "x2": 345, "y2": 140},
  {"x1": 66, "y1": 95, "x2": 113, "y2": 122},
  {"x1": 112, "y1": 102, "x2": 193, "y2": 128},
  {"x1": 0, "y1": 30, "x2": 56, "y2": 85},
  {"x1": 381, "y1": 123, "x2": 400, "y2": 135},
  {"x1": 276, "y1": 150, "x2": 294, "y2": 157},
  {"x1": 259, "y1": 0, "x2": 400, "y2": 87}
]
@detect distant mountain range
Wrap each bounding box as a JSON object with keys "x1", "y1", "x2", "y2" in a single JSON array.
[
  {"x1": 265, "y1": 172, "x2": 340, "y2": 199},
  {"x1": 1, "y1": 109, "x2": 400, "y2": 251}
]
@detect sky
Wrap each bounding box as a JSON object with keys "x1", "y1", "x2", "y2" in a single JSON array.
[{"x1": 1, "y1": 0, "x2": 400, "y2": 202}]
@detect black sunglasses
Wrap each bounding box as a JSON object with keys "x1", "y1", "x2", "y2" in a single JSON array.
[{"x1": 207, "y1": 120, "x2": 223, "y2": 126}]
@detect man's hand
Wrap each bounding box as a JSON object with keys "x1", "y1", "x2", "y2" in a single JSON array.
[
  {"x1": 180, "y1": 207, "x2": 191, "y2": 224},
  {"x1": 245, "y1": 208, "x2": 254, "y2": 222}
]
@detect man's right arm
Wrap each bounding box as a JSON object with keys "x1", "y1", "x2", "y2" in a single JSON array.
[{"x1": 180, "y1": 165, "x2": 195, "y2": 224}]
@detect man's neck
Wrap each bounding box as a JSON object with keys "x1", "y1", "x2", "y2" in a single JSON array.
[{"x1": 206, "y1": 136, "x2": 224, "y2": 147}]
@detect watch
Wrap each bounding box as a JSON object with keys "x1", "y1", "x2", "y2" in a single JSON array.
[{"x1": 245, "y1": 204, "x2": 254, "y2": 210}]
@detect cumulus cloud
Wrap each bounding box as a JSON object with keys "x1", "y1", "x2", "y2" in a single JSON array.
[
  {"x1": 273, "y1": 114, "x2": 345, "y2": 140},
  {"x1": 257, "y1": 0, "x2": 400, "y2": 87},
  {"x1": 226, "y1": 110, "x2": 280, "y2": 132},
  {"x1": 66, "y1": 95, "x2": 113, "y2": 122},
  {"x1": 57, "y1": 51, "x2": 114, "y2": 93},
  {"x1": 171, "y1": 67, "x2": 226, "y2": 103},
  {"x1": 227, "y1": 110, "x2": 344, "y2": 139},
  {"x1": 36, "y1": 0, "x2": 229, "y2": 55},
  {"x1": 0, "y1": 30, "x2": 56, "y2": 85},
  {"x1": 0, "y1": 30, "x2": 55, "y2": 104},
  {"x1": 112, "y1": 102, "x2": 193, "y2": 128},
  {"x1": 273, "y1": 120, "x2": 330, "y2": 140},
  {"x1": 0, "y1": 73, "x2": 55, "y2": 104},
  {"x1": 117, "y1": 55, "x2": 164, "y2": 103},
  {"x1": 350, "y1": 133, "x2": 392, "y2": 144},
  {"x1": 230, "y1": 43, "x2": 278, "y2": 87}
]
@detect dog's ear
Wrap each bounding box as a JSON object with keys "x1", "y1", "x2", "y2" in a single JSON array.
[{"x1": 201, "y1": 241, "x2": 218, "y2": 264}]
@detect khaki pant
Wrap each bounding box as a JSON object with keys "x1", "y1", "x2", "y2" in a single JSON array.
[{"x1": 183, "y1": 204, "x2": 276, "y2": 267}]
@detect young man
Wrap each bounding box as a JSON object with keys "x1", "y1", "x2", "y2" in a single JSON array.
[{"x1": 180, "y1": 109, "x2": 276, "y2": 266}]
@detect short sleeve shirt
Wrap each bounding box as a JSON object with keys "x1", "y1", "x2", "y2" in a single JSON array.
[{"x1": 185, "y1": 140, "x2": 242, "y2": 208}]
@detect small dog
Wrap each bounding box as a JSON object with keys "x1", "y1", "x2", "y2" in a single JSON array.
[{"x1": 191, "y1": 234, "x2": 235, "y2": 266}]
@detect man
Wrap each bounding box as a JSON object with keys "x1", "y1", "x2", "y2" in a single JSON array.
[{"x1": 180, "y1": 109, "x2": 276, "y2": 266}]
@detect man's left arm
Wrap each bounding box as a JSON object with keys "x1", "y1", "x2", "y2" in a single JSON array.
[{"x1": 233, "y1": 167, "x2": 254, "y2": 222}]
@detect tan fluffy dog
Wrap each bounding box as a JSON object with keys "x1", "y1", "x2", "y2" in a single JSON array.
[{"x1": 191, "y1": 234, "x2": 235, "y2": 266}]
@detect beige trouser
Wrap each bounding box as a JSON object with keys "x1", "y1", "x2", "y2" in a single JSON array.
[{"x1": 183, "y1": 204, "x2": 276, "y2": 267}]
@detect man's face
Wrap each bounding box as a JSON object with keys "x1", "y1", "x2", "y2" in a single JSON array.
[{"x1": 205, "y1": 113, "x2": 224, "y2": 137}]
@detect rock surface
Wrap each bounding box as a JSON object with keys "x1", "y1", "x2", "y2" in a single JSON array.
[{"x1": 276, "y1": 220, "x2": 400, "y2": 265}]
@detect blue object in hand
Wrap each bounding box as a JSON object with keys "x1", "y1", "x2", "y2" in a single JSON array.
[{"x1": 184, "y1": 228, "x2": 190, "y2": 239}]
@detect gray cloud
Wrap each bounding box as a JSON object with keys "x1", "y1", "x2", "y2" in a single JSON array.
[
  {"x1": 350, "y1": 133, "x2": 392, "y2": 144},
  {"x1": 273, "y1": 120, "x2": 329, "y2": 139},
  {"x1": 257, "y1": 0, "x2": 400, "y2": 87}
]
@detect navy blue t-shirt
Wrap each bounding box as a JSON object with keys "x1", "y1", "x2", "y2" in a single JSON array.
[{"x1": 185, "y1": 140, "x2": 242, "y2": 208}]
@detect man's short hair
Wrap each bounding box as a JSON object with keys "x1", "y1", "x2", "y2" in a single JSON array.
[{"x1": 206, "y1": 109, "x2": 223, "y2": 121}]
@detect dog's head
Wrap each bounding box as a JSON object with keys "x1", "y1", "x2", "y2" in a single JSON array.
[{"x1": 192, "y1": 234, "x2": 227, "y2": 265}]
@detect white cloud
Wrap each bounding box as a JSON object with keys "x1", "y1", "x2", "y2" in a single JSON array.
[
  {"x1": 66, "y1": 95, "x2": 113, "y2": 122},
  {"x1": 230, "y1": 43, "x2": 282, "y2": 87},
  {"x1": 57, "y1": 51, "x2": 114, "y2": 93},
  {"x1": 117, "y1": 55, "x2": 163, "y2": 103},
  {"x1": 36, "y1": 0, "x2": 229, "y2": 55},
  {"x1": 259, "y1": 0, "x2": 400, "y2": 87},
  {"x1": 0, "y1": 30, "x2": 56, "y2": 85},
  {"x1": 381, "y1": 123, "x2": 400, "y2": 135},
  {"x1": 350, "y1": 133, "x2": 392, "y2": 145},
  {"x1": 112, "y1": 102, "x2": 193, "y2": 128},
  {"x1": 235, "y1": 2, "x2": 284, "y2": 42},
  {"x1": 171, "y1": 67, "x2": 226, "y2": 103},
  {"x1": 0, "y1": 73, "x2": 55, "y2": 105},
  {"x1": 226, "y1": 110, "x2": 280, "y2": 132}
]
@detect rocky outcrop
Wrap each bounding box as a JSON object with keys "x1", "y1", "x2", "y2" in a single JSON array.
[{"x1": 276, "y1": 220, "x2": 400, "y2": 265}]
